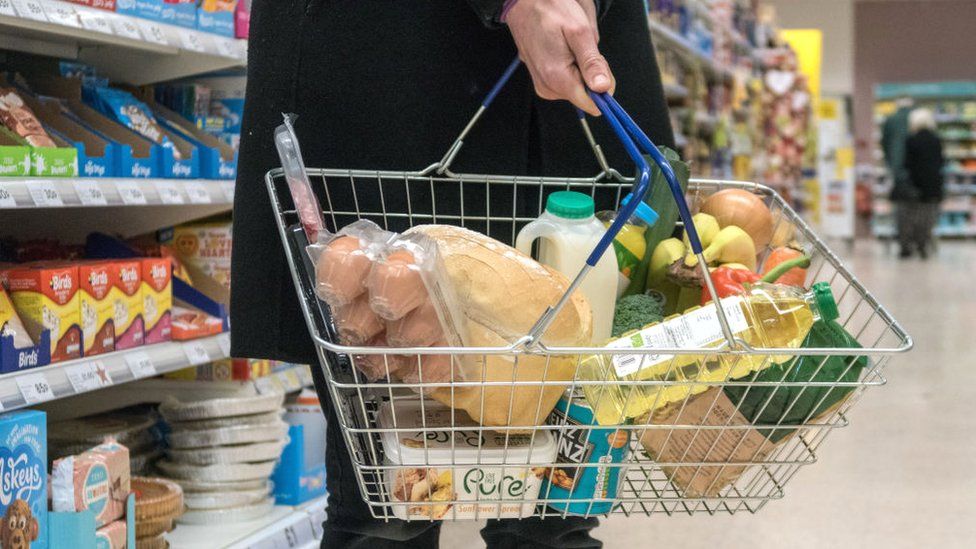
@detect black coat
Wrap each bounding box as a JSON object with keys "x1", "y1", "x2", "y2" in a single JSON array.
[
  {"x1": 231, "y1": 0, "x2": 674, "y2": 363},
  {"x1": 905, "y1": 129, "x2": 945, "y2": 203}
]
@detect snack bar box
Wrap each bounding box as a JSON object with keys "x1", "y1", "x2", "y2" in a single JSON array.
[
  {"x1": 161, "y1": 0, "x2": 197, "y2": 29},
  {"x1": 0, "y1": 410, "x2": 48, "y2": 549},
  {"x1": 197, "y1": 0, "x2": 237, "y2": 37},
  {"x1": 378, "y1": 400, "x2": 556, "y2": 520},
  {"x1": 116, "y1": 0, "x2": 162, "y2": 21}
]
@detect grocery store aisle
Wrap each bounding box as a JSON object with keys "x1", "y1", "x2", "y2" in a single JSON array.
[{"x1": 440, "y1": 240, "x2": 976, "y2": 549}]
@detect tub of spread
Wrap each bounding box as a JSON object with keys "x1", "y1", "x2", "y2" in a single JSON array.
[{"x1": 378, "y1": 400, "x2": 556, "y2": 520}]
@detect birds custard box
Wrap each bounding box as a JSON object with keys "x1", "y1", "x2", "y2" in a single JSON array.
[
  {"x1": 110, "y1": 260, "x2": 144, "y2": 350},
  {"x1": 0, "y1": 410, "x2": 47, "y2": 549},
  {"x1": 7, "y1": 265, "x2": 82, "y2": 362},
  {"x1": 78, "y1": 261, "x2": 116, "y2": 357}
]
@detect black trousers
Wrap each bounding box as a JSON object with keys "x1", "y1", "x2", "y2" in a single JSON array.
[{"x1": 319, "y1": 387, "x2": 601, "y2": 549}]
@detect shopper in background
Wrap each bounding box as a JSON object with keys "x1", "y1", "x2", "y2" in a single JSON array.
[
  {"x1": 881, "y1": 97, "x2": 915, "y2": 250},
  {"x1": 901, "y1": 108, "x2": 945, "y2": 259},
  {"x1": 231, "y1": 1, "x2": 674, "y2": 548}
]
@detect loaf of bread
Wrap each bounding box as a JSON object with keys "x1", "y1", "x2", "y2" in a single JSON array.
[{"x1": 406, "y1": 225, "x2": 593, "y2": 428}]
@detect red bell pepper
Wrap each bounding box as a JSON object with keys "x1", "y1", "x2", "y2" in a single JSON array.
[{"x1": 701, "y1": 255, "x2": 811, "y2": 305}]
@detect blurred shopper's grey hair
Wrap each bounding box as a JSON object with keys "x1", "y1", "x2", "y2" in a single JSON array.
[{"x1": 909, "y1": 108, "x2": 936, "y2": 133}]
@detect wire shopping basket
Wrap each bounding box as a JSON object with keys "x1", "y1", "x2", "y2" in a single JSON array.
[{"x1": 265, "y1": 60, "x2": 912, "y2": 521}]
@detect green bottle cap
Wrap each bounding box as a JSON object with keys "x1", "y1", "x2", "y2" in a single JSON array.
[
  {"x1": 546, "y1": 191, "x2": 595, "y2": 219},
  {"x1": 812, "y1": 282, "x2": 839, "y2": 322}
]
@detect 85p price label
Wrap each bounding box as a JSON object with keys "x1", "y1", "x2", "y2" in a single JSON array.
[{"x1": 17, "y1": 373, "x2": 54, "y2": 404}]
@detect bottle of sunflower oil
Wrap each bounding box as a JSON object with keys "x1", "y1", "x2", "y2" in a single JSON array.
[{"x1": 578, "y1": 282, "x2": 839, "y2": 426}]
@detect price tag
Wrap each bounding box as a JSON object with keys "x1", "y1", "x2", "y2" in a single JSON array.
[
  {"x1": 16, "y1": 373, "x2": 54, "y2": 404},
  {"x1": 125, "y1": 351, "x2": 155, "y2": 378},
  {"x1": 214, "y1": 38, "x2": 235, "y2": 58},
  {"x1": 0, "y1": 0, "x2": 18, "y2": 17},
  {"x1": 79, "y1": 11, "x2": 112, "y2": 34},
  {"x1": 154, "y1": 180, "x2": 184, "y2": 204},
  {"x1": 219, "y1": 181, "x2": 235, "y2": 203},
  {"x1": 45, "y1": 4, "x2": 80, "y2": 27},
  {"x1": 138, "y1": 20, "x2": 168, "y2": 45},
  {"x1": 12, "y1": 0, "x2": 47, "y2": 22},
  {"x1": 116, "y1": 181, "x2": 147, "y2": 205},
  {"x1": 73, "y1": 180, "x2": 107, "y2": 206},
  {"x1": 113, "y1": 18, "x2": 143, "y2": 40},
  {"x1": 66, "y1": 361, "x2": 112, "y2": 392},
  {"x1": 0, "y1": 185, "x2": 15, "y2": 208},
  {"x1": 180, "y1": 31, "x2": 206, "y2": 52},
  {"x1": 217, "y1": 333, "x2": 232, "y2": 357},
  {"x1": 185, "y1": 181, "x2": 212, "y2": 204},
  {"x1": 183, "y1": 341, "x2": 210, "y2": 365},
  {"x1": 28, "y1": 181, "x2": 63, "y2": 207}
]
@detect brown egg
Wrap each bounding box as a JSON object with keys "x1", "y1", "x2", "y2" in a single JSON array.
[
  {"x1": 398, "y1": 341, "x2": 453, "y2": 393},
  {"x1": 315, "y1": 235, "x2": 372, "y2": 307},
  {"x1": 386, "y1": 299, "x2": 443, "y2": 347},
  {"x1": 354, "y1": 333, "x2": 409, "y2": 381},
  {"x1": 334, "y1": 296, "x2": 384, "y2": 345},
  {"x1": 367, "y1": 249, "x2": 427, "y2": 320}
]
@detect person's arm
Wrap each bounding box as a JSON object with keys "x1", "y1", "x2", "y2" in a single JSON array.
[{"x1": 466, "y1": 0, "x2": 612, "y2": 27}]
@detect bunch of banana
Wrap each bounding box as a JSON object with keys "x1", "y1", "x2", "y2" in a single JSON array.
[{"x1": 645, "y1": 213, "x2": 757, "y2": 315}]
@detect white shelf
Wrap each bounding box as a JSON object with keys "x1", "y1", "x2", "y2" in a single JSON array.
[
  {"x1": 166, "y1": 496, "x2": 328, "y2": 549},
  {"x1": 0, "y1": 0, "x2": 246, "y2": 84},
  {"x1": 0, "y1": 332, "x2": 230, "y2": 412},
  {"x1": 648, "y1": 18, "x2": 734, "y2": 81},
  {"x1": 0, "y1": 177, "x2": 235, "y2": 209}
]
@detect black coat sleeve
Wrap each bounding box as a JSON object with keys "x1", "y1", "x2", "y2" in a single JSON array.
[{"x1": 466, "y1": 0, "x2": 613, "y2": 28}]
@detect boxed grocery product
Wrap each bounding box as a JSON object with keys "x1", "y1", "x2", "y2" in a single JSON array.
[
  {"x1": 78, "y1": 261, "x2": 115, "y2": 356},
  {"x1": 235, "y1": 0, "x2": 250, "y2": 38},
  {"x1": 1, "y1": 286, "x2": 50, "y2": 374},
  {"x1": 378, "y1": 400, "x2": 556, "y2": 520},
  {"x1": 0, "y1": 410, "x2": 47, "y2": 549},
  {"x1": 0, "y1": 88, "x2": 56, "y2": 148},
  {"x1": 65, "y1": 0, "x2": 118, "y2": 11},
  {"x1": 116, "y1": 0, "x2": 162, "y2": 21},
  {"x1": 170, "y1": 306, "x2": 222, "y2": 340},
  {"x1": 197, "y1": 0, "x2": 237, "y2": 37},
  {"x1": 0, "y1": 129, "x2": 30, "y2": 176},
  {"x1": 110, "y1": 260, "x2": 144, "y2": 350},
  {"x1": 168, "y1": 218, "x2": 233, "y2": 289},
  {"x1": 160, "y1": 0, "x2": 197, "y2": 29},
  {"x1": 141, "y1": 257, "x2": 172, "y2": 344},
  {"x1": 52, "y1": 441, "x2": 131, "y2": 527},
  {"x1": 27, "y1": 95, "x2": 114, "y2": 178},
  {"x1": 165, "y1": 358, "x2": 271, "y2": 381},
  {"x1": 95, "y1": 520, "x2": 127, "y2": 549},
  {"x1": 7, "y1": 264, "x2": 82, "y2": 362},
  {"x1": 142, "y1": 98, "x2": 237, "y2": 179}
]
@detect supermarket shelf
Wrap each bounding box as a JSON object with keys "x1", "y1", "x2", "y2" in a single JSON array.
[
  {"x1": 647, "y1": 18, "x2": 734, "y2": 81},
  {"x1": 0, "y1": 177, "x2": 235, "y2": 209},
  {"x1": 0, "y1": 0, "x2": 246, "y2": 84},
  {"x1": 0, "y1": 332, "x2": 231, "y2": 413},
  {"x1": 166, "y1": 495, "x2": 328, "y2": 549}
]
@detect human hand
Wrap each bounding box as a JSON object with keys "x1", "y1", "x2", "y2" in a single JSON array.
[{"x1": 505, "y1": 0, "x2": 615, "y2": 115}]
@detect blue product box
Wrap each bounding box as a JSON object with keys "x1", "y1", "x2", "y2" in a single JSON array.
[
  {"x1": 210, "y1": 98, "x2": 244, "y2": 133},
  {"x1": 0, "y1": 410, "x2": 48, "y2": 549},
  {"x1": 116, "y1": 0, "x2": 163, "y2": 21},
  {"x1": 160, "y1": 0, "x2": 197, "y2": 29},
  {"x1": 154, "y1": 109, "x2": 236, "y2": 179},
  {"x1": 158, "y1": 138, "x2": 199, "y2": 179},
  {"x1": 50, "y1": 494, "x2": 135, "y2": 549},
  {"x1": 45, "y1": 127, "x2": 114, "y2": 178},
  {"x1": 197, "y1": 4, "x2": 236, "y2": 37},
  {"x1": 0, "y1": 330, "x2": 51, "y2": 374},
  {"x1": 271, "y1": 425, "x2": 328, "y2": 505}
]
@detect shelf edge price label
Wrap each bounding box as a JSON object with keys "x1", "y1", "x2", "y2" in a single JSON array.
[
  {"x1": 28, "y1": 181, "x2": 63, "y2": 207},
  {"x1": 180, "y1": 32, "x2": 206, "y2": 52},
  {"x1": 79, "y1": 11, "x2": 112, "y2": 34},
  {"x1": 214, "y1": 38, "x2": 235, "y2": 58},
  {"x1": 185, "y1": 181, "x2": 212, "y2": 204},
  {"x1": 12, "y1": 0, "x2": 47, "y2": 22},
  {"x1": 154, "y1": 180, "x2": 184, "y2": 204},
  {"x1": 219, "y1": 181, "x2": 235, "y2": 203},
  {"x1": 112, "y1": 17, "x2": 143, "y2": 40},
  {"x1": 46, "y1": 4, "x2": 80, "y2": 27},
  {"x1": 217, "y1": 333, "x2": 231, "y2": 357},
  {"x1": 73, "y1": 180, "x2": 107, "y2": 206},
  {"x1": 116, "y1": 181, "x2": 148, "y2": 205},
  {"x1": 183, "y1": 341, "x2": 210, "y2": 366},
  {"x1": 0, "y1": 184, "x2": 15, "y2": 208},
  {"x1": 66, "y1": 361, "x2": 112, "y2": 393},
  {"x1": 125, "y1": 351, "x2": 155, "y2": 378},
  {"x1": 0, "y1": 0, "x2": 18, "y2": 17},
  {"x1": 16, "y1": 373, "x2": 54, "y2": 404},
  {"x1": 137, "y1": 20, "x2": 168, "y2": 45}
]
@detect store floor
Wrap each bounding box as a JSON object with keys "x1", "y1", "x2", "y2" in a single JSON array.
[{"x1": 440, "y1": 239, "x2": 976, "y2": 549}]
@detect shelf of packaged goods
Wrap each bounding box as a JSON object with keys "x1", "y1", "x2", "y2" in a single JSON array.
[
  {"x1": 0, "y1": 0, "x2": 246, "y2": 84},
  {"x1": 0, "y1": 177, "x2": 235, "y2": 209},
  {"x1": 166, "y1": 495, "x2": 328, "y2": 549},
  {"x1": 647, "y1": 18, "x2": 734, "y2": 82},
  {"x1": 0, "y1": 332, "x2": 230, "y2": 413}
]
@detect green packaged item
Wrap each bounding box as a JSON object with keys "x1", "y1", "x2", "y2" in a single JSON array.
[
  {"x1": 723, "y1": 319, "x2": 866, "y2": 443},
  {"x1": 624, "y1": 147, "x2": 689, "y2": 297}
]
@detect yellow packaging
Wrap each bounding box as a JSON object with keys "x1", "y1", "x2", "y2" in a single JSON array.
[
  {"x1": 169, "y1": 219, "x2": 232, "y2": 289},
  {"x1": 111, "y1": 260, "x2": 144, "y2": 350},
  {"x1": 7, "y1": 265, "x2": 82, "y2": 361},
  {"x1": 141, "y1": 258, "x2": 172, "y2": 344},
  {"x1": 1, "y1": 286, "x2": 34, "y2": 349},
  {"x1": 164, "y1": 358, "x2": 272, "y2": 381},
  {"x1": 78, "y1": 262, "x2": 115, "y2": 356}
]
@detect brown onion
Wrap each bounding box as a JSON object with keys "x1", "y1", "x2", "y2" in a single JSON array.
[{"x1": 700, "y1": 189, "x2": 774, "y2": 251}]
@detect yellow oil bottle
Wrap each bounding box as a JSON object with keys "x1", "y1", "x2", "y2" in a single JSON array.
[{"x1": 579, "y1": 282, "x2": 839, "y2": 425}]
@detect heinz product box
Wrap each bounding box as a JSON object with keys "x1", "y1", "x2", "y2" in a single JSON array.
[
  {"x1": 111, "y1": 261, "x2": 143, "y2": 350},
  {"x1": 7, "y1": 265, "x2": 81, "y2": 362},
  {"x1": 79, "y1": 262, "x2": 115, "y2": 356},
  {"x1": 141, "y1": 258, "x2": 172, "y2": 344},
  {"x1": 0, "y1": 410, "x2": 48, "y2": 549}
]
